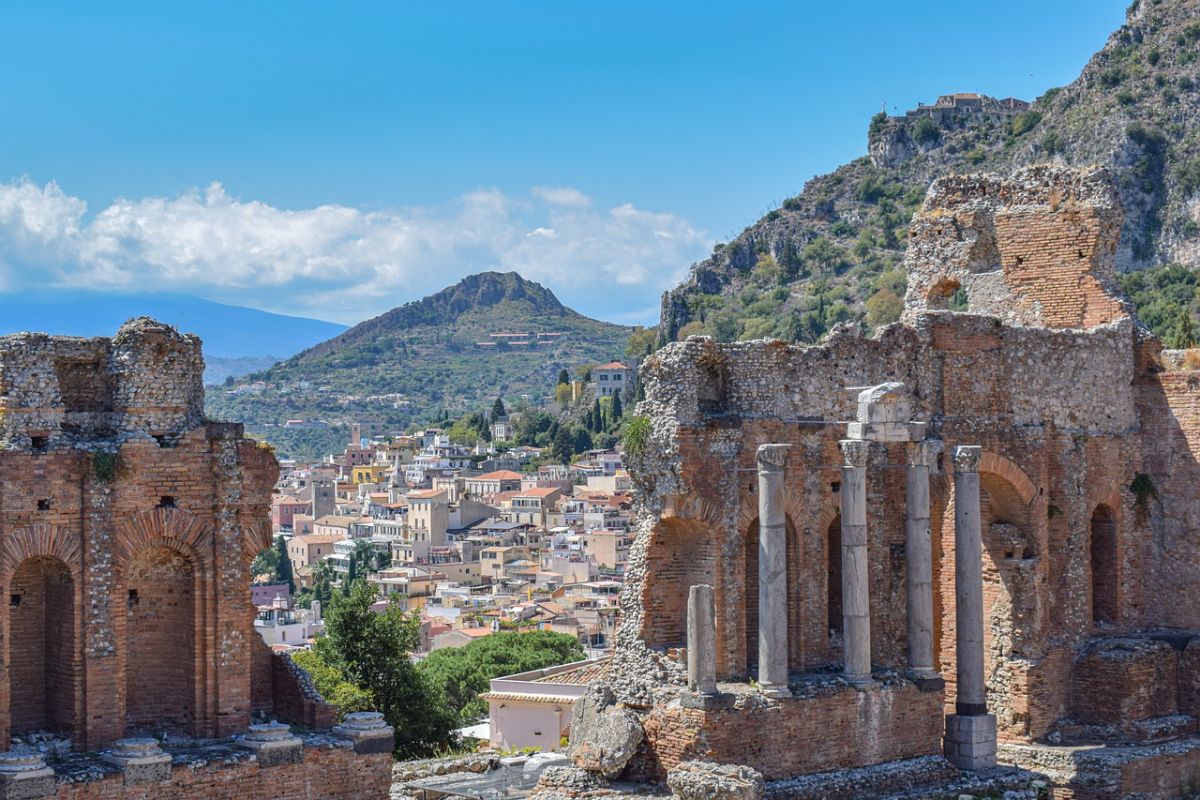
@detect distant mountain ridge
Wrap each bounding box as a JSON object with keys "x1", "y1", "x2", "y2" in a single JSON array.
[
  {"x1": 0, "y1": 290, "x2": 346, "y2": 359},
  {"x1": 205, "y1": 272, "x2": 632, "y2": 460}
]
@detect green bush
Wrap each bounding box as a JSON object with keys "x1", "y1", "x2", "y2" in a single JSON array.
[
  {"x1": 911, "y1": 116, "x2": 940, "y2": 146},
  {"x1": 1008, "y1": 111, "x2": 1043, "y2": 137}
]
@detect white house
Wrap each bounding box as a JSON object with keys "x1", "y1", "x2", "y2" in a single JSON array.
[{"x1": 483, "y1": 658, "x2": 609, "y2": 752}]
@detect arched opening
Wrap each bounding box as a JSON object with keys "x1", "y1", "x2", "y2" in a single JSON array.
[
  {"x1": 8, "y1": 557, "x2": 75, "y2": 737},
  {"x1": 827, "y1": 514, "x2": 843, "y2": 650},
  {"x1": 1090, "y1": 504, "x2": 1118, "y2": 626},
  {"x1": 640, "y1": 517, "x2": 718, "y2": 647},
  {"x1": 125, "y1": 547, "x2": 196, "y2": 736},
  {"x1": 743, "y1": 517, "x2": 799, "y2": 677}
]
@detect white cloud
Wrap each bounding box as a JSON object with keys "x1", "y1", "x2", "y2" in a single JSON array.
[{"x1": 0, "y1": 179, "x2": 711, "y2": 325}]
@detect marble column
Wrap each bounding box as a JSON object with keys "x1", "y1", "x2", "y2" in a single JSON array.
[
  {"x1": 944, "y1": 444, "x2": 997, "y2": 770},
  {"x1": 905, "y1": 439, "x2": 942, "y2": 681},
  {"x1": 839, "y1": 439, "x2": 873, "y2": 686},
  {"x1": 687, "y1": 584, "x2": 717, "y2": 695},
  {"x1": 756, "y1": 443, "x2": 791, "y2": 697}
]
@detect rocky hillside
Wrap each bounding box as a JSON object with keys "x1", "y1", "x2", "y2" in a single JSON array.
[
  {"x1": 206, "y1": 272, "x2": 632, "y2": 460},
  {"x1": 660, "y1": 0, "x2": 1200, "y2": 347}
]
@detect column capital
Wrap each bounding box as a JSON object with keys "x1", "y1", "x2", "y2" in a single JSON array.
[
  {"x1": 839, "y1": 439, "x2": 870, "y2": 469},
  {"x1": 906, "y1": 439, "x2": 943, "y2": 468},
  {"x1": 756, "y1": 443, "x2": 791, "y2": 471},
  {"x1": 953, "y1": 445, "x2": 982, "y2": 474}
]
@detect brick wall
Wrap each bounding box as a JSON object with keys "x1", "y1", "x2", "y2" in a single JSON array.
[
  {"x1": 52, "y1": 742, "x2": 391, "y2": 800},
  {"x1": 635, "y1": 682, "x2": 943, "y2": 781}
]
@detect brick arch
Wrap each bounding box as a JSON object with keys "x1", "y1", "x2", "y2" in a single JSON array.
[
  {"x1": 978, "y1": 452, "x2": 1037, "y2": 507},
  {"x1": 0, "y1": 524, "x2": 82, "y2": 584},
  {"x1": 114, "y1": 508, "x2": 212, "y2": 567},
  {"x1": 242, "y1": 519, "x2": 275, "y2": 569},
  {"x1": 663, "y1": 494, "x2": 727, "y2": 530}
]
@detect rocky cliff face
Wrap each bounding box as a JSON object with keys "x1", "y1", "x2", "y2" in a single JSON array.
[{"x1": 660, "y1": 0, "x2": 1200, "y2": 345}]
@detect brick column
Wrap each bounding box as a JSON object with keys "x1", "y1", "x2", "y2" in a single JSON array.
[
  {"x1": 905, "y1": 439, "x2": 942, "y2": 682},
  {"x1": 945, "y1": 445, "x2": 997, "y2": 770},
  {"x1": 756, "y1": 444, "x2": 791, "y2": 698},
  {"x1": 839, "y1": 439, "x2": 873, "y2": 686}
]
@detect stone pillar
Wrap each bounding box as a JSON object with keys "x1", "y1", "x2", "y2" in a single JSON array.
[
  {"x1": 905, "y1": 439, "x2": 942, "y2": 684},
  {"x1": 839, "y1": 439, "x2": 873, "y2": 686},
  {"x1": 756, "y1": 443, "x2": 791, "y2": 698},
  {"x1": 687, "y1": 584, "x2": 717, "y2": 695},
  {"x1": 944, "y1": 445, "x2": 997, "y2": 770}
]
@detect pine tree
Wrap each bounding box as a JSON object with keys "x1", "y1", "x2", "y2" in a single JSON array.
[
  {"x1": 492, "y1": 397, "x2": 507, "y2": 419},
  {"x1": 275, "y1": 536, "x2": 295, "y2": 594}
]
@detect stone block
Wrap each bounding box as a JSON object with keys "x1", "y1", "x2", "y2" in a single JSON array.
[
  {"x1": 569, "y1": 685, "x2": 643, "y2": 779},
  {"x1": 332, "y1": 711, "x2": 395, "y2": 755},
  {"x1": 101, "y1": 737, "x2": 172, "y2": 784},
  {"x1": 236, "y1": 721, "x2": 304, "y2": 767},
  {"x1": 1072, "y1": 637, "x2": 1179, "y2": 725},
  {"x1": 0, "y1": 753, "x2": 54, "y2": 800},
  {"x1": 944, "y1": 714, "x2": 996, "y2": 771}
]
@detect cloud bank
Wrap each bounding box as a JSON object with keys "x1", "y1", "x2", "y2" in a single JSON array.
[{"x1": 0, "y1": 179, "x2": 711, "y2": 325}]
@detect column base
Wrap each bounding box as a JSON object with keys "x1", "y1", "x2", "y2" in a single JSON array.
[
  {"x1": 681, "y1": 691, "x2": 735, "y2": 710},
  {"x1": 944, "y1": 713, "x2": 997, "y2": 771},
  {"x1": 758, "y1": 683, "x2": 792, "y2": 699},
  {"x1": 906, "y1": 669, "x2": 945, "y2": 693},
  {"x1": 844, "y1": 673, "x2": 876, "y2": 689}
]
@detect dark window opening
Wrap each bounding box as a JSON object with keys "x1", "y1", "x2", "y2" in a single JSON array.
[
  {"x1": 159, "y1": 496, "x2": 176, "y2": 509},
  {"x1": 127, "y1": 589, "x2": 139, "y2": 607},
  {"x1": 10, "y1": 594, "x2": 20, "y2": 607},
  {"x1": 37, "y1": 499, "x2": 50, "y2": 511},
  {"x1": 30, "y1": 436, "x2": 48, "y2": 453}
]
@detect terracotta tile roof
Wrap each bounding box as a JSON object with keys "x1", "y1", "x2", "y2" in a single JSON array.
[
  {"x1": 532, "y1": 658, "x2": 611, "y2": 686},
  {"x1": 477, "y1": 470, "x2": 524, "y2": 480},
  {"x1": 290, "y1": 533, "x2": 345, "y2": 545},
  {"x1": 516, "y1": 487, "x2": 561, "y2": 498},
  {"x1": 594, "y1": 362, "x2": 628, "y2": 371},
  {"x1": 407, "y1": 489, "x2": 446, "y2": 499}
]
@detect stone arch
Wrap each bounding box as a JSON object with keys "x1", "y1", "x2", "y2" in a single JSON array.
[
  {"x1": 115, "y1": 509, "x2": 211, "y2": 738},
  {"x1": 740, "y1": 515, "x2": 801, "y2": 678},
  {"x1": 7, "y1": 555, "x2": 77, "y2": 738},
  {"x1": 1090, "y1": 503, "x2": 1119, "y2": 626},
  {"x1": 934, "y1": 452, "x2": 1043, "y2": 739},
  {"x1": 639, "y1": 516, "x2": 719, "y2": 655},
  {"x1": 826, "y1": 513, "x2": 843, "y2": 654}
]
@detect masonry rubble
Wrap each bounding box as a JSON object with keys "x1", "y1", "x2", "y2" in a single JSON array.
[{"x1": 552, "y1": 164, "x2": 1200, "y2": 799}]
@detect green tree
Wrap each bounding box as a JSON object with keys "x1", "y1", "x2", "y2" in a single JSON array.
[
  {"x1": 592, "y1": 398, "x2": 603, "y2": 432},
  {"x1": 343, "y1": 556, "x2": 357, "y2": 597},
  {"x1": 315, "y1": 581, "x2": 456, "y2": 757},
  {"x1": 556, "y1": 368, "x2": 570, "y2": 386},
  {"x1": 610, "y1": 391, "x2": 623, "y2": 423},
  {"x1": 418, "y1": 631, "x2": 585, "y2": 725},
  {"x1": 275, "y1": 536, "x2": 295, "y2": 594},
  {"x1": 865, "y1": 288, "x2": 904, "y2": 327},
  {"x1": 251, "y1": 540, "x2": 281, "y2": 581},
  {"x1": 492, "y1": 396, "x2": 507, "y2": 419},
  {"x1": 552, "y1": 428, "x2": 574, "y2": 464},
  {"x1": 554, "y1": 383, "x2": 573, "y2": 405}
]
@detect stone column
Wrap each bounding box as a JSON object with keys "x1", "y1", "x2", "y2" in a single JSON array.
[
  {"x1": 839, "y1": 439, "x2": 873, "y2": 686},
  {"x1": 333, "y1": 712, "x2": 396, "y2": 755},
  {"x1": 944, "y1": 445, "x2": 997, "y2": 770},
  {"x1": 905, "y1": 439, "x2": 942, "y2": 683},
  {"x1": 756, "y1": 443, "x2": 791, "y2": 698},
  {"x1": 687, "y1": 584, "x2": 717, "y2": 695}
]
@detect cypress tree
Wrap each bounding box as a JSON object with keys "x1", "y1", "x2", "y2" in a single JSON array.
[
  {"x1": 611, "y1": 391, "x2": 623, "y2": 423},
  {"x1": 275, "y1": 536, "x2": 295, "y2": 594},
  {"x1": 592, "y1": 399, "x2": 603, "y2": 432}
]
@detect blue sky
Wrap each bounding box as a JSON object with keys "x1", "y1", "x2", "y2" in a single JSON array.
[{"x1": 0, "y1": 1, "x2": 1127, "y2": 325}]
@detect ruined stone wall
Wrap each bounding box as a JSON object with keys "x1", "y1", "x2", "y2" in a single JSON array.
[
  {"x1": 903, "y1": 165, "x2": 1131, "y2": 330},
  {"x1": 0, "y1": 319, "x2": 291, "y2": 751},
  {"x1": 50, "y1": 739, "x2": 392, "y2": 800}
]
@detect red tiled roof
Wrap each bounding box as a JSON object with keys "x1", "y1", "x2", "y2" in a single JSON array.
[{"x1": 477, "y1": 470, "x2": 523, "y2": 480}]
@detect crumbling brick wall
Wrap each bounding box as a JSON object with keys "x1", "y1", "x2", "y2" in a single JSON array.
[
  {"x1": 610, "y1": 165, "x2": 1200, "y2": 777},
  {"x1": 0, "y1": 318, "x2": 314, "y2": 751}
]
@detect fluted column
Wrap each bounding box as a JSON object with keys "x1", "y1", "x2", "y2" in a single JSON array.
[
  {"x1": 839, "y1": 439, "x2": 872, "y2": 686},
  {"x1": 756, "y1": 443, "x2": 791, "y2": 697},
  {"x1": 944, "y1": 444, "x2": 997, "y2": 770},
  {"x1": 905, "y1": 439, "x2": 942, "y2": 680}
]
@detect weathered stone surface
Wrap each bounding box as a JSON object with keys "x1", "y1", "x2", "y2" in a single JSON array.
[
  {"x1": 666, "y1": 761, "x2": 763, "y2": 800},
  {"x1": 569, "y1": 685, "x2": 643, "y2": 779}
]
